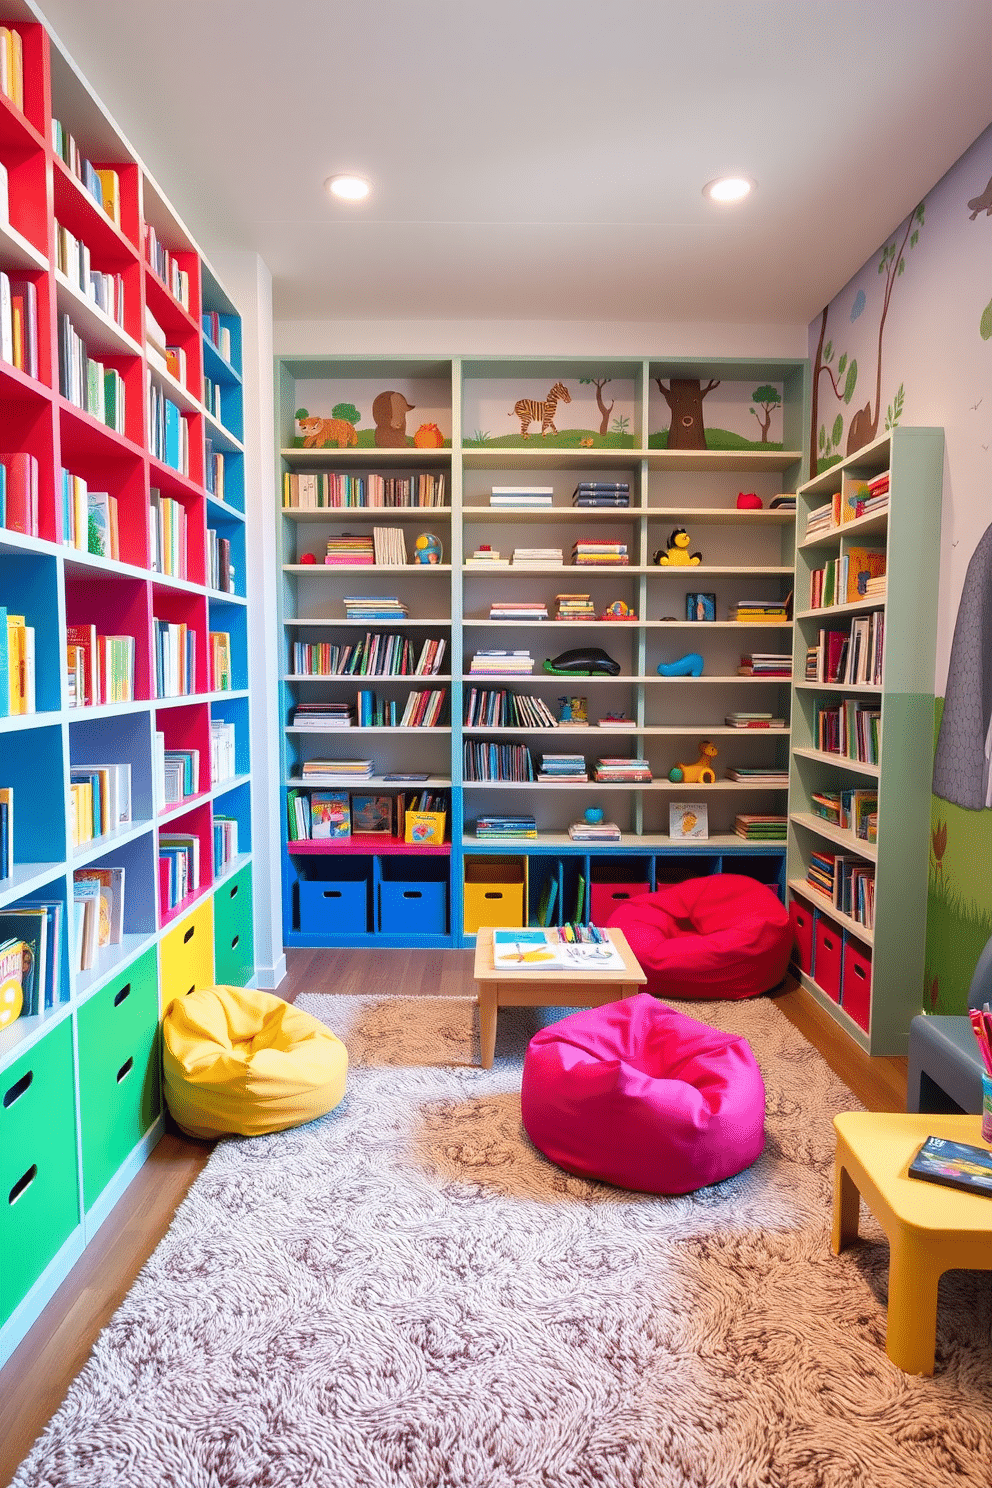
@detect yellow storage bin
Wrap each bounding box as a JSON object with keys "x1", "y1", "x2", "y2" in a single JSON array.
[
  {"x1": 463, "y1": 856, "x2": 527, "y2": 934},
  {"x1": 160, "y1": 897, "x2": 215, "y2": 1013}
]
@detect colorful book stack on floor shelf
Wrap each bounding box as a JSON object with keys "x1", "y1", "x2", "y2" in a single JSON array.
[{"x1": 0, "y1": 7, "x2": 256, "y2": 1369}]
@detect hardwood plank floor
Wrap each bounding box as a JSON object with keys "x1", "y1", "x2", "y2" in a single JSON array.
[{"x1": 0, "y1": 950, "x2": 906, "y2": 1483}]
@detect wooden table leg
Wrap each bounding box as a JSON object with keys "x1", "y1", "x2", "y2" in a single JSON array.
[
  {"x1": 477, "y1": 983, "x2": 497, "y2": 1069},
  {"x1": 832, "y1": 1156, "x2": 861, "y2": 1253}
]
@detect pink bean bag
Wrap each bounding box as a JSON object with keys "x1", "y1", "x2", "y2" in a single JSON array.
[
  {"x1": 521, "y1": 994, "x2": 766, "y2": 1193},
  {"x1": 607, "y1": 874, "x2": 791, "y2": 1001}
]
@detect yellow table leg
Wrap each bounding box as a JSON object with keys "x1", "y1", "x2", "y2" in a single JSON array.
[
  {"x1": 832, "y1": 1157, "x2": 862, "y2": 1253},
  {"x1": 886, "y1": 1236, "x2": 940, "y2": 1375}
]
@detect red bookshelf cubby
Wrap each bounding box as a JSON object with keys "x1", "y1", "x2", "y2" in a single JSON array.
[
  {"x1": 155, "y1": 701, "x2": 211, "y2": 810},
  {"x1": 64, "y1": 568, "x2": 150, "y2": 703}
]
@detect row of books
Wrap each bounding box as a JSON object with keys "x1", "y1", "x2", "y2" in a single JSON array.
[
  {"x1": 287, "y1": 788, "x2": 446, "y2": 843},
  {"x1": 291, "y1": 634, "x2": 445, "y2": 678},
  {"x1": 144, "y1": 224, "x2": 190, "y2": 310},
  {"x1": 69, "y1": 762, "x2": 132, "y2": 847},
  {"x1": 0, "y1": 608, "x2": 35, "y2": 716},
  {"x1": 811, "y1": 787, "x2": 878, "y2": 842},
  {"x1": 815, "y1": 699, "x2": 881, "y2": 765},
  {"x1": 0, "y1": 897, "x2": 63, "y2": 1018},
  {"x1": 204, "y1": 439, "x2": 226, "y2": 501},
  {"x1": 67, "y1": 625, "x2": 134, "y2": 707},
  {"x1": 159, "y1": 834, "x2": 199, "y2": 914},
  {"x1": 55, "y1": 220, "x2": 126, "y2": 329},
  {"x1": 809, "y1": 547, "x2": 886, "y2": 609},
  {"x1": 475, "y1": 813, "x2": 537, "y2": 839},
  {"x1": 806, "y1": 615, "x2": 884, "y2": 686},
  {"x1": 206, "y1": 531, "x2": 236, "y2": 593},
  {"x1": 147, "y1": 377, "x2": 188, "y2": 475},
  {"x1": 58, "y1": 314, "x2": 126, "y2": 434},
  {"x1": 202, "y1": 376, "x2": 223, "y2": 423},
  {"x1": 214, "y1": 815, "x2": 239, "y2": 874},
  {"x1": 154, "y1": 620, "x2": 196, "y2": 699},
  {"x1": 283, "y1": 472, "x2": 446, "y2": 509},
  {"x1": 341, "y1": 687, "x2": 448, "y2": 728},
  {"x1": 464, "y1": 689, "x2": 559, "y2": 728},
  {"x1": 202, "y1": 311, "x2": 234, "y2": 365},
  {"x1": 807, "y1": 849, "x2": 876, "y2": 929},
  {"x1": 0, "y1": 271, "x2": 38, "y2": 378},
  {"x1": 463, "y1": 740, "x2": 535, "y2": 782},
  {"x1": 51, "y1": 119, "x2": 120, "y2": 225}
]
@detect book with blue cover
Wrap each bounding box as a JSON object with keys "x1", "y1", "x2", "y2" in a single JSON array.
[{"x1": 908, "y1": 1136, "x2": 992, "y2": 1197}]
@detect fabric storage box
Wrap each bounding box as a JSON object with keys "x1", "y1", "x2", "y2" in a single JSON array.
[
  {"x1": 789, "y1": 898, "x2": 815, "y2": 975},
  {"x1": 463, "y1": 857, "x2": 526, "y2": 933},
  {"x1": 0, "y1": 1019, "x2": 80, "y2": 1325},
  {"x1": 591, "y1": 880, "x2": 651, "y2": 925},
  {"x1": 77, "y1": 946, "x2": 161, "y2": 1210},
  {"x1": 379, "y1": 876, "x2": 447, "y2": 935},
  {"x1": 842, "y1": 939, "x2": 873, "y2": 1033},
  {"x1": 814, "y1": 920, "x2": 842, "y2": 1003},
  {"x1": 299, "y1": 871, "x2": 370, "y2": 935}
]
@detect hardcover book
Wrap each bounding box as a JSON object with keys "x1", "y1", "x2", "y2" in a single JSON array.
[
  {"x1": 310, "y1": 791, "x2": 351, "y2": 839},
  {"x1": 908, "y1": 1136, "x2": 992, "y2": 1197}
]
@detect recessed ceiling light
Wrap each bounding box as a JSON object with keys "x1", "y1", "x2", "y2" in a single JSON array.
[
  {"x1": 703, "y1": 176, "x2": 754, "y2": 204},
  {"x1": 325, "y1": 174, "x2": 371, "y2": 202}
]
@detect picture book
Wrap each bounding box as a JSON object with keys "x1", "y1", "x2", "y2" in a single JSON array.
[
  {"x1": 670, "y1": 802, "x2": 709, "y2": 839},
  {"x1": 0, "y1": 934, "x2": 27, "y2": 1029},
  {"x1": 73, "y1": 878, "x2": 102, "y2": 969},
  {"x1": 72, "y1": 866, "x2": 125, "y2": 946},
  {"x1": 0, "y1": 909, "x2": 44, "y2": 1013},
  {"x1": 351, "y1": 793, "x2": 393, "y2": 835},
  {"x1": 908, "y1": 1136, "x2": 992, "y2": 1198},
  {"x1": 492, "y1": 926, "x2": 626, "y2": 973},
  {"x1": 845, "y1": 546, "x2": 886, "y2": 603},
  {"x1": 310, "y1": 791, "x2": 350, "y2": 839}
]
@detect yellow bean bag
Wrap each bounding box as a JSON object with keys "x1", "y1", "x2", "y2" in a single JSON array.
[{"x1": 162, "y1": 985, "x2": 347, "y2": 1139}]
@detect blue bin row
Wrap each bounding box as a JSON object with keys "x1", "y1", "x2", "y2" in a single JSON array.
[{"x1": 298, "y1": 859, "x2": 448, "y2": 936}]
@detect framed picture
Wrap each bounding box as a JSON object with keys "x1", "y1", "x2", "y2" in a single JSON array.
[
  {"x1": 669, "y1": 801, "x2": 708, "y2": 839},
  {"x1": 351, "y1": 793, "x2": 394, "y2": 835},
  {"x1": 685, "y1": 593, "x2": 716, "y2": 622}
]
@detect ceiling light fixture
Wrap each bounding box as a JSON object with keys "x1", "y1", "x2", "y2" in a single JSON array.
[
  {"x1": 702, "y1": 176, "x2": 754, "y2": 204},
  {"x1": 325, "y1": 174, "x2": 371, "y2": 202}
]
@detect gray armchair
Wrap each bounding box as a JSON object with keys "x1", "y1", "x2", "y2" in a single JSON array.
[{"x1": 906, "y1": 935, "x2": 992, "y2": 1113}]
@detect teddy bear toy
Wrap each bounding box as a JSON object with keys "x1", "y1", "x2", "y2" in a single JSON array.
[{"x1": 653, "y1": 528, "x2": 702, "y2": 565}]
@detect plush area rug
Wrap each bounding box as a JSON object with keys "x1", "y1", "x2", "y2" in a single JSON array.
[{"x1": 11, "y1": 993, "x2": 992, "y2": 1488}]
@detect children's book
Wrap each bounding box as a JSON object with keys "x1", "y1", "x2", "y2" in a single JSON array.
[
  {"x1": 0, "y1": 935, "x2": 27, "y2": 1028},
  {"x1": 310, "y1": 791, "x2": 350, "y2": 839},
  {"x1": 351, "y1": 793, "x2": 393, "y2": 835},
  {"x1": 492, "y1": 926, "x2": 626, "y2": 973},
  {"x1": 908, "y1": 1136, "x2": 992, "y2": 1197}
]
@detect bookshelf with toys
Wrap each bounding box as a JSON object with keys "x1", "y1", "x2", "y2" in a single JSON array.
[
  {"x1": 275, "y1": 354, "x2": 807, "y2": 947},
  {"x1": 787, "y1": 427, "x2": 943, "y2": 1055},
  {"x1": 0, "y1": 1, "x2": 256, "y2": 1367}
]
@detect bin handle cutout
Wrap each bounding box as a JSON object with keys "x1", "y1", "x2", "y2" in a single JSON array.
[
  {"x1": 3, "y1": 1069, "x2": 33, "y2": 1108},
  {"x1": 323, "y1": 890, "x2": 343, "y2": 901},
  {"x1": 184, "y1": 925, "x2": 195, "y2": 944},
  {"x1": 484, "y1": 891, "x2": 503, "y2": 900},
  {"x1": 114, "y1": 982, "x2": 131, "y2": 1007},
  {"x1": 9, "y1": 1164, "x2": 37, "y2": 1206},
  {"x1": 231, "y1": 934, "x2": 239, "y2": 949},
  {"x1": 117, "y1": 1057, "x2": 133, "y2": 1084},
  {"x1": 402, "y1": 890, "x2": 423, "y2": 900},
  {"x1": 229, "y1": 883, "x2": 239, "y2": 899}
]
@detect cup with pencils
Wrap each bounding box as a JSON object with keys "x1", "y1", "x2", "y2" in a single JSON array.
[{"x1": 968, "y1": 1004, "x2": 992, "y2": 1142}]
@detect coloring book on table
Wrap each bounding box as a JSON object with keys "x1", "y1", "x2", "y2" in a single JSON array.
[{"x1": 492, "y1": 927, "x2": 626, "y2": 972}]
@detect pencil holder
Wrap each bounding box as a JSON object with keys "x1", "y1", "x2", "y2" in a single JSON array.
[{"x1": 983, "y1": 1071, "x2": 992, "y2": 1144}]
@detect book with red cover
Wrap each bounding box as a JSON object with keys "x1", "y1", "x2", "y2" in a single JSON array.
[
  {"x1": 1, "y1": 452, "x2": 38, "y2": 535},
  {"x1": 8, "y1": 279, "x2": 38, "y2": 379},
  {"x1": 65, "y1": 622, "x2": 99, "y2": 706}
]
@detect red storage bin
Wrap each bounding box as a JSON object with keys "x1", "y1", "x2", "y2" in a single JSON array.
[
  {"x1": 591, "y1": 881, "x2": 651, "y2": 925},
  {"x1": 842, "y1": 940, "x2": 872, "y2": 1033},
  {"x1": 814, "y1": 920, "x2": 842, "y2": 1004},
  {"x1": 789, "y1": 898, "x2": 815, "y2": 975}
]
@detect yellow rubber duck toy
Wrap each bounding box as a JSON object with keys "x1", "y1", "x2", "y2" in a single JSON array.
[{"x1": 654, "y1": 527, "x2": 702, "y2": 565}]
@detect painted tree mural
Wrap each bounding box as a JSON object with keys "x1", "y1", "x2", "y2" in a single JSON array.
[
  {"x1": 654, "y1": 378, "x2": 719, "y2": 450},
  {"x1": 845, "y1": 202, "x2": 926, "y2": 455},
  {"x1": 579, "y1": 377, "x2": 614, "y2": 436},
  {"x1": 750, "y1": 385, "x2": 781, "y2": 443},
  {"x1": 809, "y1": 320, "x2": 858, "y2": 474}
]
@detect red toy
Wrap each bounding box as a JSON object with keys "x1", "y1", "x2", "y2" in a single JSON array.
[
  {"x1": 299, "y1": 552, "x2": 316, "y2": 564},
  {"x1": 736, "y1": 492, "x2": 763, "y2": 509}
]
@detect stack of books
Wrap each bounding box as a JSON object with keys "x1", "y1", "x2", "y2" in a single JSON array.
[
  {"x1": 725, "y1": 766, "x2": 789, "y2": 785},
  {"x1": 512, "y1": 547, "x2": 563, "y2": 567},
  {"x1": 300, "y1": 758, "x2": 374, "y2": 784},
  {"x1": 325, "y1": 535, "x2": 374, "y2": 565},
  {"x1": 572, "y1": 481, "x2": 630, "y2": 507},
  {"x1": 342, "y1": 595, "x2": 408, "y2": 620},
  {"x1": 769, "y1": 495, "x2": 796, "y2": 510},
  {"x1": 846, "y1": 471, "x2": 890, "y2": 520},
  {"x1": 466, "y1": 545, "x2": 510, "y2": 567},
  {"x1": 489, "y1": 600, "x2": 549, "y2": 620},
  {"x1": 475, "y1": 814, "x2": 538, "y2": 839},
  {"x1": 538, "y1": 752, "x2": 588, "y2": 782},
  {"x1": 593, "y1": 757, "x2": 652, "y2": 782},
  {"x1": 469, "y1": 650, "x2": 534, "y2": 675},
  {"x1": 733, "y1": 598, "x2": 790, "y2": 622},
  {"x1": 812, "y1": 789, "x2": 842, "y2": 824},
  {"x1": 490, "y1": 486, "x2": 553, "y2": 509},
  {"x1": 555, "y1": 593, "x2": 596, "y2": 620},
  {"x1": 738, "y1": 652, "x2": 792, "y2": 677},
  {"x1": 571, "y1": 539, "x2": 629, "y2": 565},
  {"x1": 568, "y1": 819, "x2": 622, "y2": 842},
  {"x1": 734, "y1": 814, "x2": 787, "y2": 841},
  {"x1": 725, "y1": 711, "x2": 786, "y2": 729},
  {"x1": 292, "y1": 701, "x2": 353, "y2": 729},
  {"x1": 371, "y1": 526, "x2": 408, "y2": 565},
  {"x1": 804, "y1": 500, "x2": 835, "y2": 539}
]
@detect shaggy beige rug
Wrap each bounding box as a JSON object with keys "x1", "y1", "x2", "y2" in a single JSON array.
[{"x1": 11, "y1": 994, "x2": 992, "y2": 1488}]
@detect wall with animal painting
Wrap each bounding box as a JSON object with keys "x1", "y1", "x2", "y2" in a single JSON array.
[
  {"x1": 289, "y1": 377, "x2": 451, "y2": 449},
  {"x1": 807, "y1": 122, "x2": 992, "y2": 1014}
]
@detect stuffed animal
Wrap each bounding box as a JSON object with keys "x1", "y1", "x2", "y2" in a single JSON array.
[
  {"x1": 654, "y1": 528, "x2": 702, "y2": 565},
  {"x1": 668, "y1": 740, "x2": 718, "y2": 783}
]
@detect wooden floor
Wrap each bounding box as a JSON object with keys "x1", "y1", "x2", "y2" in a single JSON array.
[{"x1": 0, "y1": 949, "x2": 907, "y2": 1482}]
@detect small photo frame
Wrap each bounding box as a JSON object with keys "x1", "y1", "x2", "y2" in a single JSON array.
[
  {"x1": 351, "y1": 793, "x2": 394, "y2": 835},
  {"x1": 669, "y1": 801, "x2": 709, "y2": 839},
  {"x1": 686, "y1": 593, "x2": 716, "y2": 622}
]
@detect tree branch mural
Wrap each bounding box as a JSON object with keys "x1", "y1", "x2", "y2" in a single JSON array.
[
  {"x1": 808, "y1": 313, "x2": 858, "y2": 475},
  {"x1": 654, "y1": 378, "x2": 719, "y2": 450},
  {"x1": 579, "y1": 377, "x2": 614, "y2": 436},
  {"x1": 749, "y1": 385, "x2": 781, "y2": 443}
]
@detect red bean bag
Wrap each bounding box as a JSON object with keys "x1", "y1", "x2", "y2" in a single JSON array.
[
  {"x1": 521, "y1": 994, "x2": 765, "y2": 1193},
  {"x1": 607, "y1": 874, "x2": 791, "y2": 1001}
]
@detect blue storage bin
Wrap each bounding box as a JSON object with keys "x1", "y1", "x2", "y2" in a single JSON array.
[
  {"x1": 299, "y1": 875, "x2": 370, "y2": 934},
  {"x1": 379, "y1": 878, "x2": 447, "y2": 935}
]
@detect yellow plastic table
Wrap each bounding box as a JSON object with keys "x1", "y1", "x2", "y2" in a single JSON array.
[{"x1": 832, "y1": 1111, "x2": 992, "y2": 1375}]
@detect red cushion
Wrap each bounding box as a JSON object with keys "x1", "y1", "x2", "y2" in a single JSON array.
[
  {"x1": 521, "y1": 994, "x2": 766, "y2": 1193},
  {"x1": 607, "y1": 874, "x2": 791, "y2": 1000}
]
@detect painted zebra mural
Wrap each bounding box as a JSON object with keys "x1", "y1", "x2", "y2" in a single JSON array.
[{"x1": 510, "y1": 381, "x2": 571, "y2": 438}]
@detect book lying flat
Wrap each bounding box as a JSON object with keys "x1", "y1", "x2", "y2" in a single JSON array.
[
  {"x1": 908, "y1": 1136, "x2": 992, "y2": 1197},
  {"x1": 492, "y1": 926, "x2": 625, "y2": 972}
]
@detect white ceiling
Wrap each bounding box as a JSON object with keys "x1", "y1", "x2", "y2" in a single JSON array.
[{"x1": 36, "y1": 0, "x2": 992, "y2": 329}]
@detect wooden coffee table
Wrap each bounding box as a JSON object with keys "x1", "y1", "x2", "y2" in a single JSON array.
[{"x1": 472, "y1": 925, "x2": 646, "y2": 1069}]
